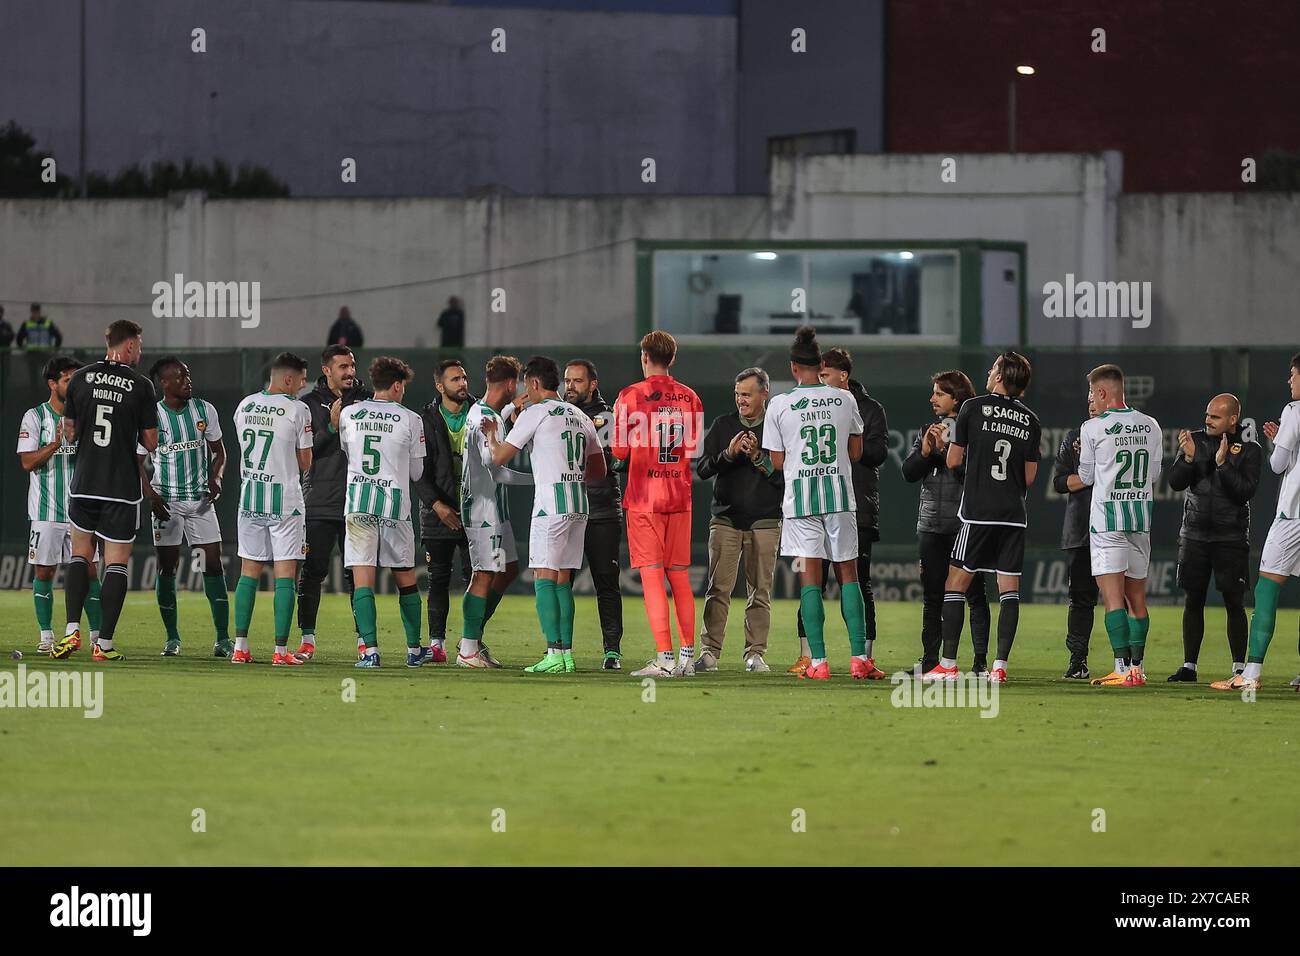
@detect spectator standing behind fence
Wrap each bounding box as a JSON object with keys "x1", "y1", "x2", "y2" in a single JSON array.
[
  {"x1": 327, "y1": 306, "x2": 364, "y2": 349},
  {"x1": 17, "y1": 303, "x2": 62, "y2": 350},
  {"x1": 437, "y1": 297, "x2": 465, "y2": 348}
]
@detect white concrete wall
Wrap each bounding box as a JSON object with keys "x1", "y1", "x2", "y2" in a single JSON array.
[
  {"x1": 0, "y1": 194, "x2": 769, "y2": 348},
  {"x1": 1116, "y1": 193, "x2": 1300, "y2": 345},
  {"x1": 3, "y1": 157, "x2": 1297, "y2": 350},
  {"x1": 769, "y1": 152, "x2": 1300, "y2": 347},
  {"x1": 770, "y1": 152, "x2": 1124, "y2": 346}
]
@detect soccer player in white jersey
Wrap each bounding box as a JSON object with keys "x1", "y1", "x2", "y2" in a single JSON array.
[
  {"x1": 1212, "y1": 353, "x2": 1300, "y2": 691},
  {"x1": 16, "y1": 356, "x2": 101, "y2": 653},
  {"x1": 761, "y1": 326, "x2": 868, "y2": 681},
  {"x1": 138, "y1": 357, "x2": 231, "y2": 657},
  {"x1": 230, "y1": 352, "x2": 313, "y2": 666},
  {"x1": 483, "y1": 355, "x2": 604, "y2": 673},
  {"x1": 339, "y1": 356, "x2": 427, "y2": 669},
  {"x1": 456, "y1": 355, "x2": 533, "y2": 668},
  {"x1": 1076, "y1": 364, "x2": 1164, "y2": 687}
]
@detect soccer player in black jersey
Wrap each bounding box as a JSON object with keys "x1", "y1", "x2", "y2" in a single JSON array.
[
  {"x1": 922, "y1": 352, "x2": 1041, "y2": 683},
  {"x1": 51, "y1": 320, "x2": 159, "y2": 661}
]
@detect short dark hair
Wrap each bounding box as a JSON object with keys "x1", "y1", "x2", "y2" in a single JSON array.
[
  {"x1": 822, "y1": 347, "x2": 852, "y2": 374},
  {"x1": 271, "y1": 351, "x2": 309, "y2": 374},
  {"x1": 148, "y1": 355, "x2": 184, "y2": 382},
  {"x1": 42, "y1": 355, "x2": 80, "y2": 383},
  {"x1": 997, "y1": 351, "x2": 1033, "y2": 397},
  {"x1": 565, "y1": 359, "x2": 599, "y2": 382},
  {"x1": 369, "y1": 355, "x2": 414, "y2": 391},
  {"x1": 523, "y1": 355, "x2": 560, "y2": 392},
  {"x1": 931, "y1": 369, "x2": 975, "y2": 407},
  {"x1": 1290, "y1": 352, "x2": 1300, "y2": 375},
  {"x1": 437, "y1": 359, "x2": 466, "y2": 381},
  {"x1": 486, "y1": 354, "x2": 522, "y2": 384},
  {"x1": 105, "y1": 319, "x2": 142, "y2": 347},
  {"x1": 321, "y1": 345, "x2": 354, "y2": 365}
]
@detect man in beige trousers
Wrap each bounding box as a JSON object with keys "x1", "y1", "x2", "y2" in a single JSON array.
[{"x1": 695, "y1": 368, "x2": 784, "y2": 672}]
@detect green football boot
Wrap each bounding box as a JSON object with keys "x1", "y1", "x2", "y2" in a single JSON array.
[{"x1": 524, "y1": 653, "x2": 567, "y2": 674}]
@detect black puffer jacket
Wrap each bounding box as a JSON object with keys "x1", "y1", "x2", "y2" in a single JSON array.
[
  {"x1": 1165, "y1": 427, "x2": 1261, "y2": 544},
  {"x1": 848, "y1": 380, "x2": 888, "y2": 539},
  {"x1": 414, "y1": 392, "x2": 477, "y2": 541},
  {"x1": 302, "y1": 375, "x2": 373, "y2": 520},
  {"x1": 572, "y1": 388, "x2": 622, "y2": 523},
  {"x1": 901, "y1": 418, "x2": 964, "y2": 535},
  {"x1": 1051, "y1": 426, "x2": 1092, "y2": 550}
]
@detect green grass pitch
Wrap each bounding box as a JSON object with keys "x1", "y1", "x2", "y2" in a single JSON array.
[{"x1": 1, "y1": 590, "x2": 1297, "y2": 866}]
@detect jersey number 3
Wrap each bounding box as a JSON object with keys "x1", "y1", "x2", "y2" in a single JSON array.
[{"x1": 990, "y1": 438, "x2": 1012, "y2": 481}]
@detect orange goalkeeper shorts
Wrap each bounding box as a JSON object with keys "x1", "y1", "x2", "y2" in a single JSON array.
[{"x1": 626, "y1": 510, "x2": 691, "y2": 570}]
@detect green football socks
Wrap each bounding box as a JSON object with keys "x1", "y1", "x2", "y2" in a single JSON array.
[
  {"x1": 234, "y1": 574, "x2": 257, "y2": 638},
  {"x1": 204, "y1": 572, "x2": 229, "y2": 641},
  {"x1": 799, "y1": 585, "x2": 826, "y2": 659},
  {"x1": 353, "y1": 586, "x2": 378, "y2": 649},
  {"x1": 840, "y1": 581, "x2": 868, "y2": 656},
  {"x1": 156, "y1": 573, "x2": 180, "y2": 642}
]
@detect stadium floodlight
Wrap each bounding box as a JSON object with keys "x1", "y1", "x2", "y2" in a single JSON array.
[
  {"x1": 751, "y1": 252, "x2": 778, "y2": 260},
  {"x1": 1009, "y1": 65, "x2": 1036, "y2": 152}
]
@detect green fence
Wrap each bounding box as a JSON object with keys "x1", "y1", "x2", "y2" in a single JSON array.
[{"x1": 2, "y1": 344, "x2": 1296, "y2": 605}]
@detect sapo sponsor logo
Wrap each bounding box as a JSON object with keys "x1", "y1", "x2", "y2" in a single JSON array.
[
  {"x1": 49, "y1": 886, "x2": 151, "y2": 936},
  {"x1": 152, "y1": 273, "x2": 260, "y2": 329}
]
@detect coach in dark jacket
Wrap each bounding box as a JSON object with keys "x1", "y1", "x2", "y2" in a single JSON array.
[
  {"x1": 1164, "y1": 394, "x2": 1262, "y2": 681},
  {"x1": 564, "y1": 359, "x2": 625, "y2": 666},
  {"x1": 297, "y1": 347, "x2": 372, "y2": 652},
  {"x1": 901, "y1": 370, "x2": 990, "y2": 673},
  {"x1": 695, "y1": 367, "x2": 784, "y2": 671},
  {"x1": 413, "y1": 360, "x2": 475, "y2": 655},
  {"x1": 1051, "y1": 420, "x2": 1097, "y2": 677}
]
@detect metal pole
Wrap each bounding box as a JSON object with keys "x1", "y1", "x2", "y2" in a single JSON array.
[
  {"x1": 1008, "y1": 80, "x2": 1016, "y2": 153},
  {"x1": 79, "y1": 0, "x2": 87, "y2": 197}
]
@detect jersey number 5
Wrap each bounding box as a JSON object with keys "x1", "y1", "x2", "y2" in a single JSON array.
[
  {"x1": 93, "y1": 405, "x2": 113, "y2": 447},
  {"x1": 362, "y1": 434, "x2": 382, "y2": 476}
]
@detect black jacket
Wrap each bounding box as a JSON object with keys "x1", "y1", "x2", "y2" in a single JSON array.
[
  {"x1": 414, "y1": 393, "x2": 477, "y2": 540},
  {"x1": 1165, "y1": 427, "x2": 1261, "y2": 544},
  {"x1": 326, "y1": 316, "x2": 364, "y2": 348},
  {"x1": 302, "y1": 375, "x2": 373, "y2": 520},
  {"x1": 901, "y1": 418, "x2": 965, "y2": 536},
  {"x1": 573, "y1": 388, "x2": 622, "y2": 522},
  {"x1": 1051, "y1": 427, "x2": 1093, "y2": 550},
  {"x1": 848, "y1": 380, "x2": 888, "y2": 538},
  {"x1": 696, "y1": 411, "x2": 783, "y2": 530}
]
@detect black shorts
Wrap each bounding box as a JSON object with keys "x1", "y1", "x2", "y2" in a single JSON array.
[
  {"x1": 1177, "y1": 538, "x2": 1249, "y2": 597},
  {"x1": 68, "y1": 496, "x2": 140, "y2": 544},
  {"x1": 950, "y1": 521, "x2": 1025, "y2": 576}
]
